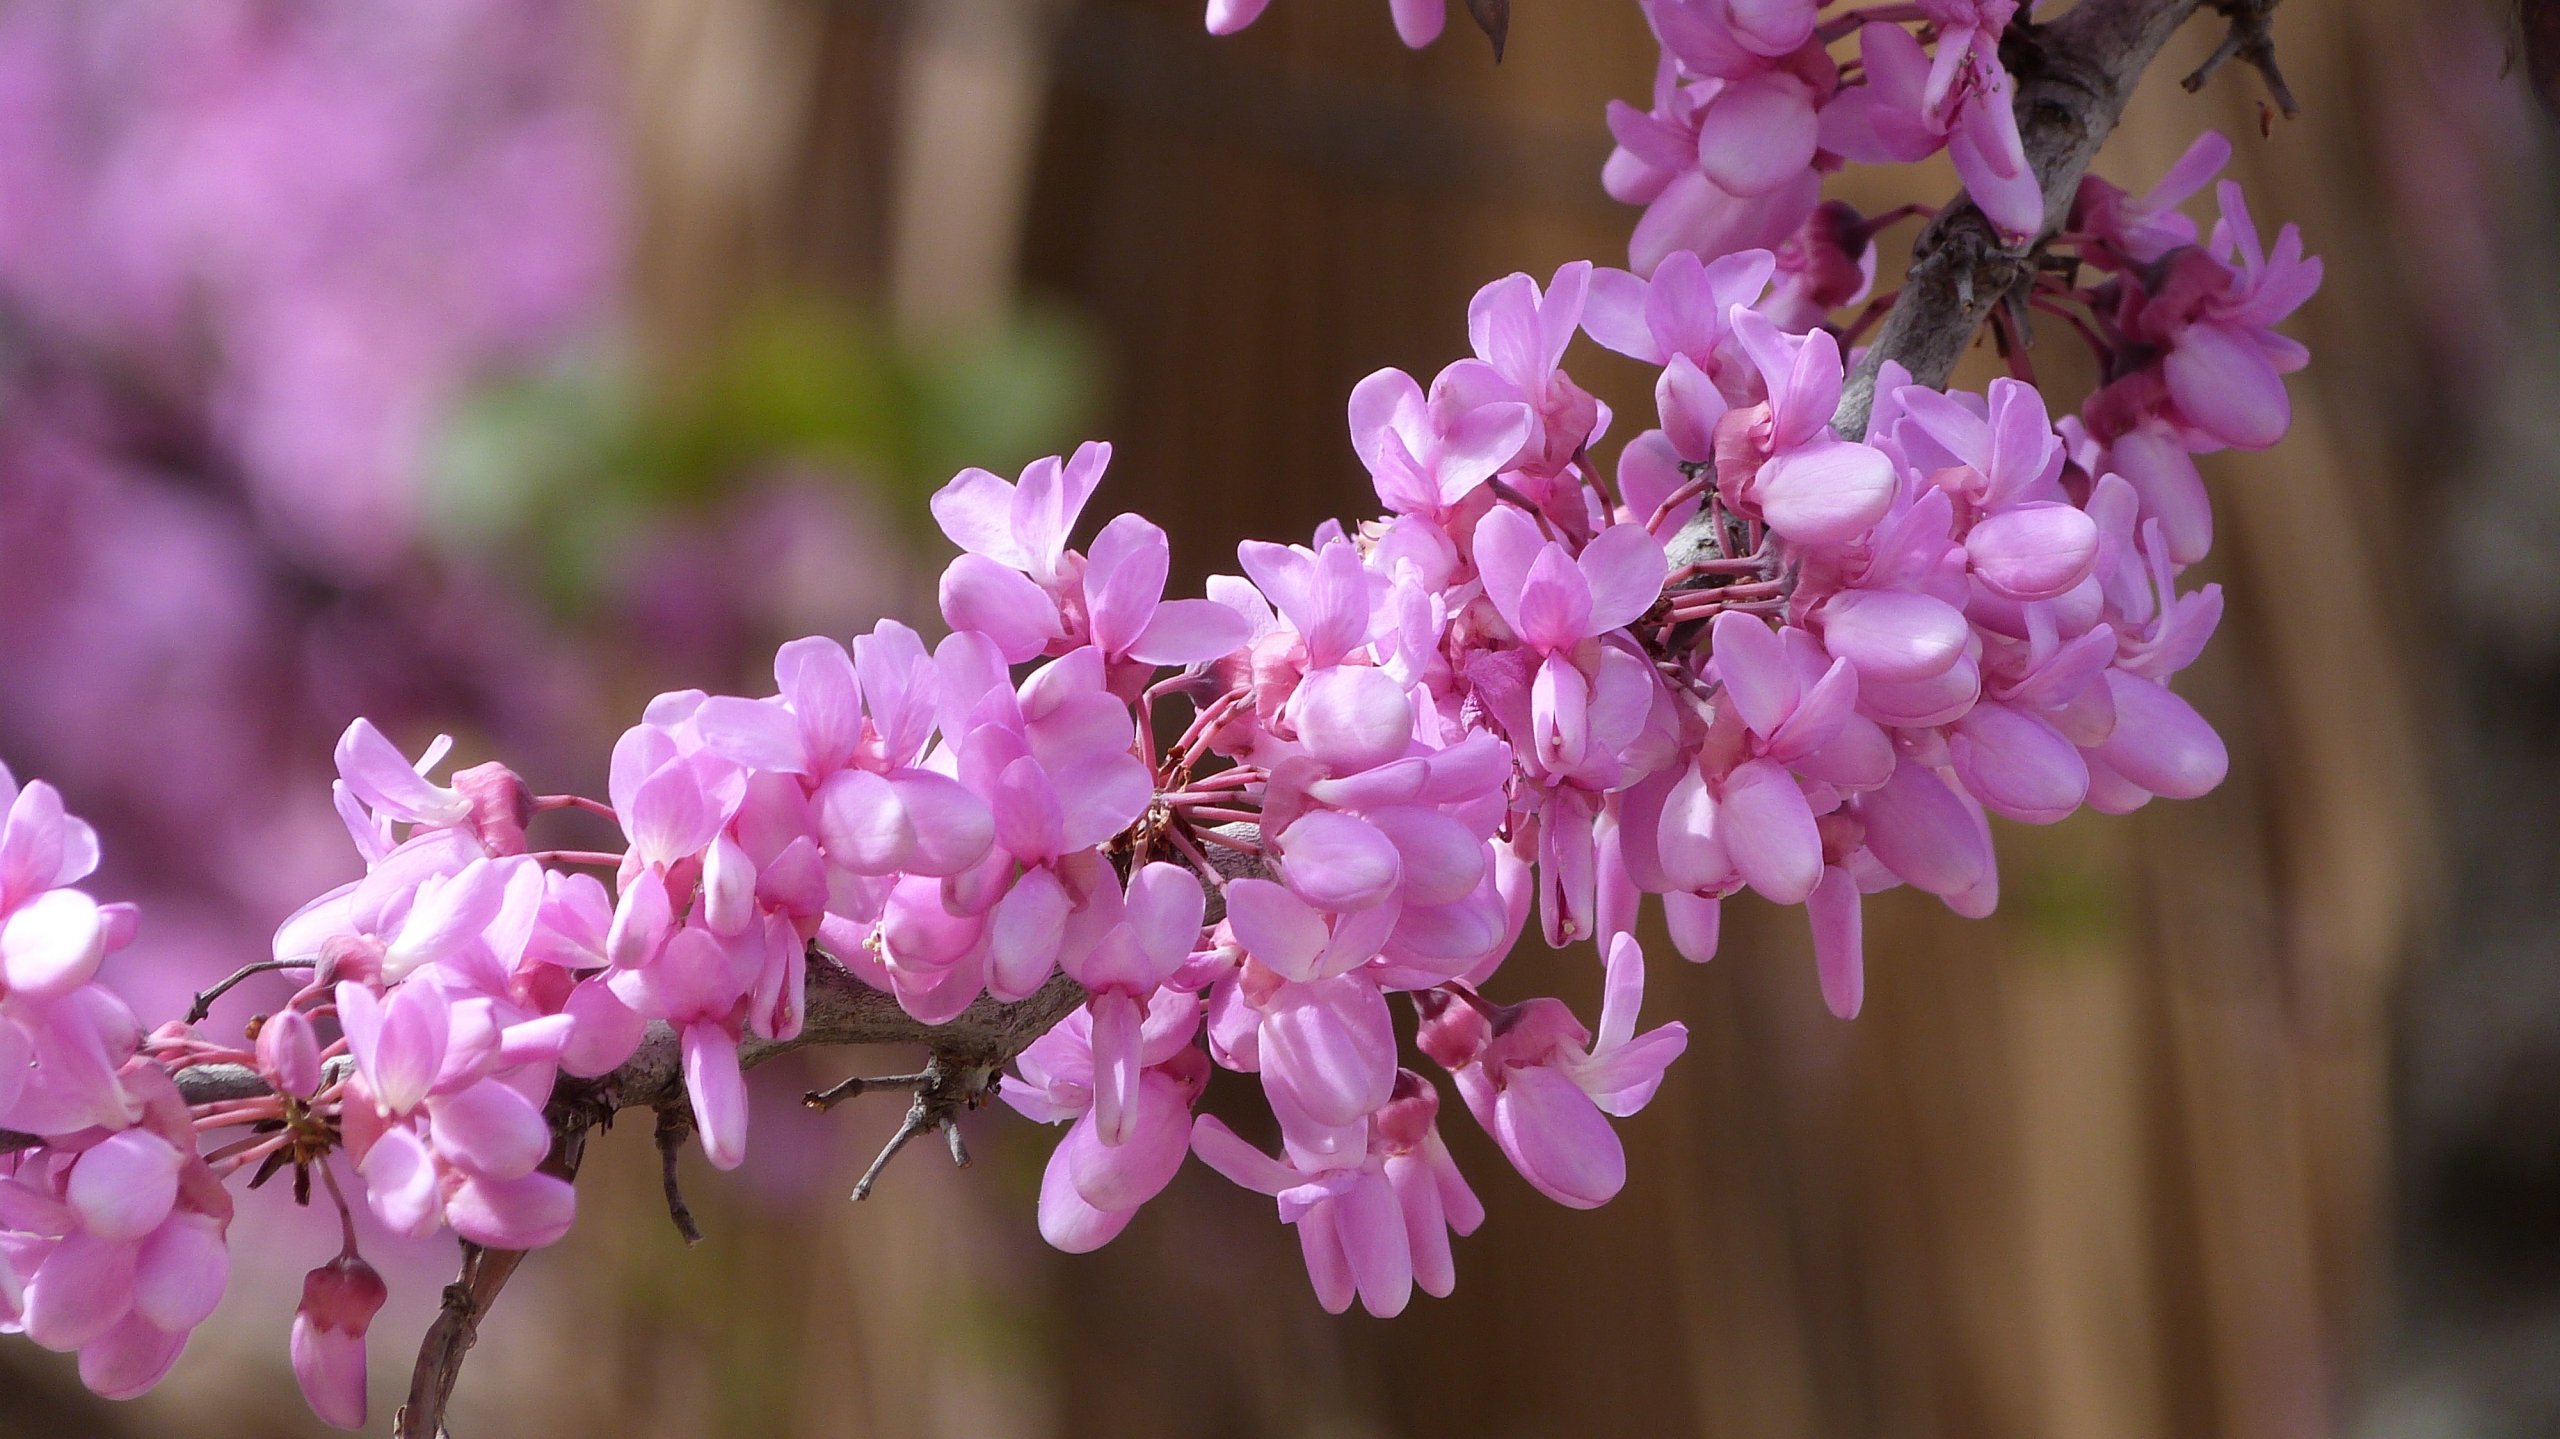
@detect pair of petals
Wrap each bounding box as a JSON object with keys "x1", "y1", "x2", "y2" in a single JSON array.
[{"x1": 1473, "y1": 508, "x2": 1668, "y2": 652}]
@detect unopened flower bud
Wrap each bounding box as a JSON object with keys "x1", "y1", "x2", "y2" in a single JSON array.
[
  {"x1": 1413, "y1": 987, "x2": 1489, "y2": 1070},
  {"x1": 257, "y1": 1008, "x2": 322, "y2": 1098},
  {"x1": 1376, "y1": 1069, "x2": 1440, "y2": 1152},
  {"x1": 452, "y1": 761, "x2": 535, "y2": 857},
  {"x1": 292, "y1": 1254, "x2": 388, "y2": 1430}
]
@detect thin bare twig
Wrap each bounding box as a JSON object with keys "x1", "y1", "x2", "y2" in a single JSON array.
[
  {"x1": 2183, "y1": 0, "x2": 2299, "y2": 117},
  {"x1": 654, "y1": 1107, "x2": 705, "y2": 1247},
  {"x1": 802, "y1": 1072, "x2": 932, "y2": 1112},
  {"x1": 846, "y1": 1052, "x2": 997, "y2": 1202},
  {"x1": 185, "y1": 959, "x2": 309, "y2": 1024},
  {"x1": 395, "y1": 1244, "x2": 529, "y2": 1439}
]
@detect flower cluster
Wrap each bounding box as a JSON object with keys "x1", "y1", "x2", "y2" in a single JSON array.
[
  {"x1": 0, "y1": 0, "x2": 2320, "y2": 1425},
  {"x1": 0, "y1": 770, "x2": 229, "y2": 1399},
  {"x1": 1608, "y1": 0, "x2": 2038, "y2": 274}
]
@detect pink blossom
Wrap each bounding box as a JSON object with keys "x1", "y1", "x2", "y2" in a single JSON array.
[
  {"x1": 1349, "y1": 362, "x2": 1534, "y2": 522},
  {"x1": 1435, "y1": 935, "x2": 1688, "y2": 1207},
  {"x1": 1, "y1": 1070, "x2": 231, "y2": 1397},
  {"x1": 1005, "y1": 992, "x2": 1206, "y2": 1251},
  {"x1": 1190, "y1": 1068, "x2": 1481, "y2": 1317},
  {"x1": 1056, "y1": 863, "x2": 1207, "y2": 1145},
  {"x1": 1821, "y1": 8, "x2": 2041, "y2": 240},
  {"x1": 1715, "y1": 309, "x2": 1898, "y2": 543},
  {"x1": 290, "y1": 1254, "x2": 387, "y2": 1430},
  {"x1": 1466, "y1": 263, "x2": 1609, "y2": 480},
  {"x1": 2072, "y1": 130, "x2": 2232, "y2": 267},
  {"x1": 1607, "y1": 54, "x2": 1826, "y2": 275},
  {"x1": 2144, "y1": 183, "x2": 2322, "y2": 450},
  {"x1": 1644, "y1": 0, "x2": 1832, "y2": 199}
]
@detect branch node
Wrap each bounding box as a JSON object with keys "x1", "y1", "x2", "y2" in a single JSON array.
[
  {"x1": 846, "y1": 1052, "x2": 997, "y2": 1201},
  {"x1": 2183, "y1": 0, "x2": 2299, "y2": 118}
]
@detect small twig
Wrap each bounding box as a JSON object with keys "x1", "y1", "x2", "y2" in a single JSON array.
[
  {"x1": 851, "y1": 1101, "x2": 941, "y2": 1202},
  {"x1": 524, "y1": 849, "x2": 629, "y2": 870},
  {"x1": 1163, "y1": 821, "x2": 1228, "y2": 892},
  {"x1": 846, "y1": 1053, "x2": 997, "y2": 1202},
  {"x1": 801, "y1": 1072, "x2": 931, "y2": 1112},
  {"x1": 2182, "y1": 0, "x2": 2298, "y2": 117},
  {"x1": 186, "y1": 959, "x2": 309, "y2": 1024},
  {"x1": 653, "y1": 1107, "x2": 705, "y2": 1247}
]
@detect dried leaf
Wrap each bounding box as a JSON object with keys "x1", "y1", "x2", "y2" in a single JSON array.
[{"x1": 1466, "y1": 0, "x2": 1509, "y2": 61}]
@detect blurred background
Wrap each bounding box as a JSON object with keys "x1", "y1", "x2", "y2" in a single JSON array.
[{"x1": 0, "y1": 0, "x2": 2545, "y2": 1434}]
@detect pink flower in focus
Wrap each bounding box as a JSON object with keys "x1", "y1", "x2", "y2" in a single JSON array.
[
  {"x1": 1055, "y1": 862, "x2": 1207, "y2": 1146},
  {"x1": 1426, "y1": 934, "x2": 1687, "y2": 1207},
  {"x1": 1607, "y1": 52, "x2": 1827, "y2": 275},
  {"x1": 1004, "y1": 992, "x2": 1207, "y2": 1252},
  {"x1": 1191, "y1": 1068, "x2": 1482, "y2": 1316},
  {"x1": 290, "y1": 1253, "x2": 387, "y2": 1430},
  {"x1": 1821, "y1": 10, "x2": 2041, "y2": 241},
  {"x1": 1349, "y1": 362, "x2": 1534, "y2": 523}
]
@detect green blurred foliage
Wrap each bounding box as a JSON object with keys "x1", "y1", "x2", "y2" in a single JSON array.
[{"x1": 426, "y1": 291, "x2": 1099, "y2": 618}]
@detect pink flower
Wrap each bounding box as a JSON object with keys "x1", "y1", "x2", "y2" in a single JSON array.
[
  {"x1": 1349, "y1": 361, "x2": 1534, "y2": 522},
  {"x1": 2072, "y1": 130, "x2": 2232, "y2": 267},
  {"x1": 1644, "y1": 0, "x2": 1831, "y2": 198},
  {"x1": 1714, "y1": 309, "x2": 1898, "y2": 544},
  {"x1": 932, "y1": 442, "x2": 1107, "y2": 594},
  {"x1": 1466, "y1": 262, "x2": 1607, "y2": 480},
  {"x1": 1004, "y1": 993, "x2": 1206, "y2": 1252},
  {"x1": 290, "y1": 1254, "x2": 387, "y2": 1430},
  {"x1": 336, "y1": 976, "x2": 577, "y2": 1236},
  {"x1": 1254, "y1": 967, "x2": 1402, "y2": 1147},
  {"x1": 1190, "y1": 1068, "x2": 1481, "y2": 1317},
  {"x1": 1470, "y1": 508, "x2": 1668, "y2": 783},
  {"x1": 1435, "y1": 934, "x2": 1688, "y2": 1207},
  {"x1": 2, "y1": 1070, "x2": 232, "y2": 1400},
  {"x1": 2145, "y1": 183, "x2": 2322, "y2": 451},
  {"x1": 1821, "y1": 9, "x2": 2040, "y2": 240},
  {"x1": 256, "y1": 1007, "x2": 323, "y2": 1099},
  {"x1": 1056, "y1": 862, "x2": 1206, "y2": 1145},
  {"x1": 1607, "y1": 54, "x2": 1825, "y2": 275},
  {"x1": 333, "y1": 720, "x2": 471, "y2": 844},
  {"x1": 1236, "y1": 532, "x2": 1378, "y2": 674},
  {"x1": 933, "y1": 442, "x2": 1248, "y2": 670},
  {"x1": 1588, "y1": 246, "x2": 1773, "y2": 368},
  {"x1": 1078, "y1": 512, "x2": 1257, "y2": 674}
]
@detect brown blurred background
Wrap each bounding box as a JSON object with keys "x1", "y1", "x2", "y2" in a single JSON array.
[{"x1": 6, "y1": 0, "x2": 2554, "y2": 1434}]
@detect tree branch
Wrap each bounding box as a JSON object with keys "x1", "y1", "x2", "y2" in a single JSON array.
[
  {"x1": 8, "y1": 6, "x2": 2285, "y2": 1417},
  {"x1": 1667, "y1": 0, "x2": 2243, "y2": 578},
  {"x1": 395, "y1": 1244, "x2": 530, "y2": 1439},
  {"x1": 1829, "y1": 0, "x2": 2215, "y2": 440},
  {"x1": 394, "y1": 1108, "x2": 595, "y2": 1439}
]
